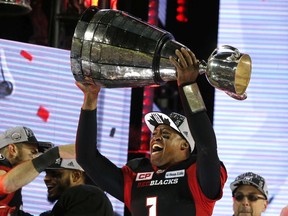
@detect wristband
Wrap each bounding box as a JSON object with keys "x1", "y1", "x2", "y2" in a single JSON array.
[
  {"x1": 183, "y1": 83, "x2": 206, "y2": 113},
  {"x1": 32, "y1": 147, "x2": 60, "y2": 173}
]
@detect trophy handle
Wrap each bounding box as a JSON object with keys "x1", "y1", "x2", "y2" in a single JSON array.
[
  {"x1": 211, "y1": 45, "x2": 241, "y2": 61},
  {"x1": 198, "y1": 60, "x2": 207, "y2": 75}
]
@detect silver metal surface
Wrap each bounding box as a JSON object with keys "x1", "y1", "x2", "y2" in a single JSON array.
[
  {"x1": 199, "y1": 45, "x2": 252, "y2": 100},
  {"x1": 70, "y1": 7, "x2": 182, "y2": 88},
  {"x1": 71, "y1": 7, "x2": 252, "y2": 100},
  {"x1": 0, "y1": 0, "x2": 31, "y2": 15}
]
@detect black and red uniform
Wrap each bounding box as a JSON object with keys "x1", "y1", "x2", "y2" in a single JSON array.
[
  {"x1": 76, "y1": 86, "x2": 227, "y2": 216},
  {"x1": 0, "y1": 154, "x2": 33, "y2": 215}
]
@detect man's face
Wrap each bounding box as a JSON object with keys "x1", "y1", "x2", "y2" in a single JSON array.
[
  {"x1": 44, "y1": 169, "x2": 72, "y2": 203},
  {"x1": 149, "y1": 124, "x2": 188, "y2": 169},
  {"x1": 14, "y1": 143, "x2": 39, "y2": 165},
  {"x1": 233, "y1": 185, "x2": 268, "y2": 216}
]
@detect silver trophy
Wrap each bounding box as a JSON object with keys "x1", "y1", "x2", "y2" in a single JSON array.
[
  {"x1": 0, "y1": 0, "x2": 32, "y2": 15},
  {"x1": 71, "y1": 7, "x2": 252, "y2": 100}
]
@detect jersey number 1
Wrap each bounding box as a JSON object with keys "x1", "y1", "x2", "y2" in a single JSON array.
[{"x1": 146, "y1": 197, "x2": 157, "y2": 216}]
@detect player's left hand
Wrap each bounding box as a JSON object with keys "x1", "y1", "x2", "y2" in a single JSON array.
[{"x1": 169, "y1": 47, "x2": 199, "y2": 86}]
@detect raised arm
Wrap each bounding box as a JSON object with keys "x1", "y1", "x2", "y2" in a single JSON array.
[
  {"x1": 75, "y1": 82, "x2": 125, "y2": 201},
  {"x1": 169, "y1": 48, "x2": 226, "y2": 199},
  {"x1": 0, "y1": 144, "x2": 73, "y2": 194}
]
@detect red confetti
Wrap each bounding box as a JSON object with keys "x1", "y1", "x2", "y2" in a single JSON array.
[
  {"x1": 20, "y1": 50, "x2": 33, "y2": 61},
  {"x1": 37, "y1": 106, "x2": 50, "y2": 122}
]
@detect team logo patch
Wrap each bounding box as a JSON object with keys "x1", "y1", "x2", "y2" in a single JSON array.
[
  {"x1": 136, "y1": 172, "x2": 154, "y2": 181},
  {"x1": 55, "y1": 158, "x2": 62, "y2": 165},
  {"x1": 147, "y1": 113, "x2": 171, "y2": 127}
]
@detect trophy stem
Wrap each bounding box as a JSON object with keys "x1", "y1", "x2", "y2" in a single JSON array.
[{"x1": 198, "y1": 60, "x2": 207, "y2": 75}]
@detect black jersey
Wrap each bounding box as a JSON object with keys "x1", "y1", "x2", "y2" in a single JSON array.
[
  {"x1": 47, "y1": 184, "x2": 114, "y2": 216},
  {"x1": 76, "y1": 109, "x2": 227, "y2": 216},
  {"x1": 76, "y1": 85, "x2": 228, "y2": 216},
  {"x1": 122, "y1": 156, "x2": 227, "y2": 215}
]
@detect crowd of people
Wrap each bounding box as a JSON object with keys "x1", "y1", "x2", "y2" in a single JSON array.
[{"x1": 0, "y1": 47, "x2": 286, "y2": 216}]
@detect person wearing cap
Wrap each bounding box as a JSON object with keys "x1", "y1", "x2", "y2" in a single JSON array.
[
  {"x1": 40, "y1": 158, "x2": 114, "y2": 216},
  {"x1": 0, "y1": 126, "x2": 74, "y2": 215},
  {"x1": 230, "y1": 172, "x2": 269, "y2": 216},
  {"x1": 75, "y1": 47, "x2": 227, "y2": 216}
]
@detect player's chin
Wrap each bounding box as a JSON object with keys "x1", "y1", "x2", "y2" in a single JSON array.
[
  {"x1": 236, "y1": 210, "x2": 253, "y2": 216},
  {"x1": 150, "y1": 156, "x2": 167, "y2": 169},
  {"x1": 47, "y1": 195, "x2": 58, "y2": 203}
]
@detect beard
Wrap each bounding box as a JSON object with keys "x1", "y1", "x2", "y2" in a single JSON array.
[
  {"x1": 47, "y1": 179, "x2": 71, "y2": 203},
  {"x1": 47, "y1": 192, "x2": 60, "y2": 203}
]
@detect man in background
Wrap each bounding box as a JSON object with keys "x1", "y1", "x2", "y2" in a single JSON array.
[
  {"x1": 0, "y1": 126, "x2": 74, "y2": 215},
  {"x1": 230, "y1": 172, "x2": 268, "y2": 216},
  {"x1": 40, "y1": 158, "x2": 114, "y2": 216}
]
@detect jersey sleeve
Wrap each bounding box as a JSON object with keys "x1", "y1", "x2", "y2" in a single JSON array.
[
  {"x1": 179, "y1": 85, "x2": 228, "y2": 199},
  {"x1": 76, "y1": 109, "x2": 125, "y2": 201}
]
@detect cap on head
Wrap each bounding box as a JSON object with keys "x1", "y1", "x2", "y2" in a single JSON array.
[
  {"x1": 144, "y1": 112, "x2": 195, "y2": 152},
  {"x1": 230, "y1": 172, "x2": 268, "y2": 199},
  {"x1": 47, "y1": 158, "x2": 84, "y2": 171},
  {"x1": 0, "y1": 126, "x2": 53, "y2": 152}
]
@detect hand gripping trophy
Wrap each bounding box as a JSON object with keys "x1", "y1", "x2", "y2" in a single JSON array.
[{"x1": 70, "y1": 6, "x2": 252, "y2": 100}]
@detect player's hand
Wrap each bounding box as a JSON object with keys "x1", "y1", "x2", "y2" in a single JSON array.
[
  {"x1": 75, "y1": 81, "x2": 101, "y2": 110},
  {"x1": 169, "y1": 47, "x2": 199, "y2": 86},
  {"x1": 75, "y1": 81, "x2": 101, "y2": 96},
  {"x1": 58, "y1": 144, "x2": 75, "y2": 159}
]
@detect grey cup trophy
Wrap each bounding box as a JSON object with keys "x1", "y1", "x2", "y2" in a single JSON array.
[
  {"x1": 0, "y1": 0, "x2": 32, "y2": 15},
  {"x1": 71, "y1": 6, "x2": 252, "y2": 100}
]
